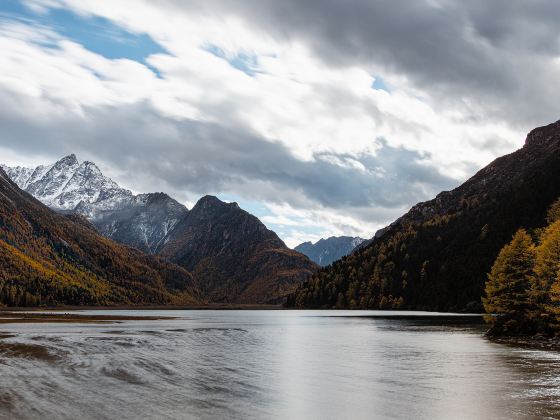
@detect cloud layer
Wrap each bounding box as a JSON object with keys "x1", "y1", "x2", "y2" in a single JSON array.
[{"x1": 1, "y1": 0, "x2": 558, "y2": 245}]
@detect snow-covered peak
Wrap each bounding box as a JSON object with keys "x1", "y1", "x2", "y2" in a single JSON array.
[
  {"x1": 25, "y1": 155, "x2": 81, "y2": 205},
  {"x1": 56, "y1": 160, "x2": 129, "y2": 211},
  {"x1": 1, "y1": 154, "x2": 132, "y2": 211},
  {"x1": 58, "y1": 154, "x2": 78, "y2": 166}
]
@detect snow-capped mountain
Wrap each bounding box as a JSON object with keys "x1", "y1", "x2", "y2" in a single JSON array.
[
  {"x1": 2, "y1": 154, "x2": 320, "y2": 303},
  {"x1": 2, "y1": 154, "x2": 129, "y2": 210},
  {"x1": 1, "y1": 155, "x2": 187, "y2": 253},
  {"x1": 294, "y1": 236, "x2": 366, "y2": 266}
]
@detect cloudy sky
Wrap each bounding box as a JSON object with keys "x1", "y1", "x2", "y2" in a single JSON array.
[{"x1": 1, "y1": 0, "x2": 559, "y2": 247}]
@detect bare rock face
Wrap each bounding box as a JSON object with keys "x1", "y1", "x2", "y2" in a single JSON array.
[
  {"x1": 289, "y1": 120, "x2": 560, "y2": 311},
  {"x1": 159, "y1": 195, "x2": 319, "y2": 304}
]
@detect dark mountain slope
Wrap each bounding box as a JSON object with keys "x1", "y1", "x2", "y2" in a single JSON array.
[
  {"x1": 288, "y1": 120, "x2": 560, "y2": 311},
  {"x1": 0, "y1": 168, "x2": 200, "y2": 306},
  {"x1": 158, "y1": 195, "x2": 318, "y2": 304}
]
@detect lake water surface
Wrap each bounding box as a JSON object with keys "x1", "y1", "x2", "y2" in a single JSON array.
[{"x1": 0, "y1": 310, "x2": 559, "y2": 419}]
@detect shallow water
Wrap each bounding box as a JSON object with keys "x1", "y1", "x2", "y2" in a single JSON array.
[{"x1": 0, "y1": 310, "x2": 558, "y2": 419}]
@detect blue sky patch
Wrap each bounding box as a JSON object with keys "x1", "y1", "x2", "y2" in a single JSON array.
[
  {"x1": 0, "y1": 0, "x2": 166, "y2": 75},
  {"x1": 203, "y1": 44, "x2": 259, "y2": 76},
  {"x1": 219, "y1": 194, "x2": 271, "y2": 220},
  {"x1": 219, "y1": 193, "x2": 324, "y2": 246},
  {"x1": 372, "y1": 75, "x2": 391, "y2": 92}
]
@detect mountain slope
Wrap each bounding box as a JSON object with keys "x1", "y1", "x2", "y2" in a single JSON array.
[
  {"x1": 295, "y1": 236, "x2": 365, "y2": 266},
  {"x1": 0, "y1": 168, "x2": 199, "y2": 307},
  {"x1": 158, "y1": 195, "x2": 319, "y2": 304},
  {"x1": 2, "y1": 155, "x2": 187, "y2": 253},
  {"x1": 288, "y1": 120, "x2": 560, "y2": 311}
]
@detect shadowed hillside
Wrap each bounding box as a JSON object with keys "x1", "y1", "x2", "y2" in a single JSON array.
[{"x1": 159, "y1": 195, "x2": 318, "y2": 304}]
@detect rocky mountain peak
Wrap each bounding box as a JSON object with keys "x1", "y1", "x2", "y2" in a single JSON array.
[
  {"x1": 524, "y1": 120, "x2": 560, "y2": 148},
  {"x1": 159, "y1": 194, "x2": 317, "y2": 303},
  {"x1": 81, "y1": 160, "x2": 102, "y2": 173},
  {"x1": 59, "y1": 153, "x2": 78, "y2": 166},
  {"x1": 295, "y1": 236, "x2": 366, "y2": 266},
  {"x1": 194, "y1": 195, "x2": 226, "y2": 208},
  {"x1": 2, "y1": 155, "x2": 317, "y2": 305},
  {"x1": 191, "y1": 195, "x2": 241, "y2": 215}
]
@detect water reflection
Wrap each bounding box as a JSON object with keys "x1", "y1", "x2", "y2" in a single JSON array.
[{"x1": 0, "y1": 310, "x2": 558, "y2": 419}]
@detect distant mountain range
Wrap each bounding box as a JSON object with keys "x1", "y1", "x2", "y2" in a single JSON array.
[
  {"x1": 288, "y1": 120, "x2": 560, "y2": 312},
  {"x1": 0, "y1": 167, "x2": 200, "y2": 306},
  {"x1": 295, "y1": 236, "x2": 365, "y2": 266},
  {"x1": 1, "y1": 155, "x2": 318, "y2": 305}
]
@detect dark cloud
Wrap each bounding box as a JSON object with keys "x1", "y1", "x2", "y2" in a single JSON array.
[
  {"x1": 156, "y1": 0, "x2": 560, "y2": 128},
  {"x1": 4, "y1": 0, "x2": 557, "y2": 234},
  {"x1": 0, "y1": 91, "x2": 455, "y2": 216}
]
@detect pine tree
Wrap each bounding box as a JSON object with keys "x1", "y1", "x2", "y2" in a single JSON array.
[
  {"x1": 533, "y1": 222, "x2": 560, "y2": 298},
  {"x1": 534, "y1": 220, "x2": 560, "y2": 331},
  {"x1": 483, "y1": 229, "x2": 536, "y2": 335}
]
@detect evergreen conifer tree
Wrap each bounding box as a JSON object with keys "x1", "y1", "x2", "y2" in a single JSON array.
[
  {"x1": 534, "y1": 220, "x2": 560, "y2": 332},
  {"x1": 483, "y1": 229, "x2": 536, "y2": 335}
]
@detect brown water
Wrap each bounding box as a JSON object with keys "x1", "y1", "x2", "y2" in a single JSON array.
[{"x1": 0, "y1": 310, "x2": 559, "y2": 419}]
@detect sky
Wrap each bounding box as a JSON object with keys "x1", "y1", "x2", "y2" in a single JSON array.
[{"x1": 0, "y1": 0, "x2": 559, "y2": 247}]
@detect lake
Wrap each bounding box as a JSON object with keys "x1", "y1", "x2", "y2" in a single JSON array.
[{"x1": 0, "y1": 310, "x2": 559, "y2": 419}]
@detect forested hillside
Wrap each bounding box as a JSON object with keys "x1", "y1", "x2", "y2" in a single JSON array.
[
  {"x1": 0, "y1": 168, "x2": 200, "y2": 307},
  {"x1": 288, "y1": 120, "x2": 560, "y2": 311}
]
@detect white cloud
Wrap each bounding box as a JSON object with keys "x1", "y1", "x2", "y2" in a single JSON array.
[{"x1": 0, "y1": 0, "x2": 544, "y2": 245}]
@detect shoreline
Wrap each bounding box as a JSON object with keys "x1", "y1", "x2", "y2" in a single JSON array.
[
  {"x1": 0, "y1": 312, "x2": 180, "y2": 324},
  {"x1": 0, "y1": 303, "x2": 284, "y2": 312},
  {"x1": 1, "y1": 308, "x2": 558, "y2": 353},
  {"x1": 0, "y1": 304, "x2": 487, "y2": 313}
]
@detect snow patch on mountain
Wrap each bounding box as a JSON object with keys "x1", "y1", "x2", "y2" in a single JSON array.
[{"x1": 2, "y1": 154, "x2": 132, "y2": 212}]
